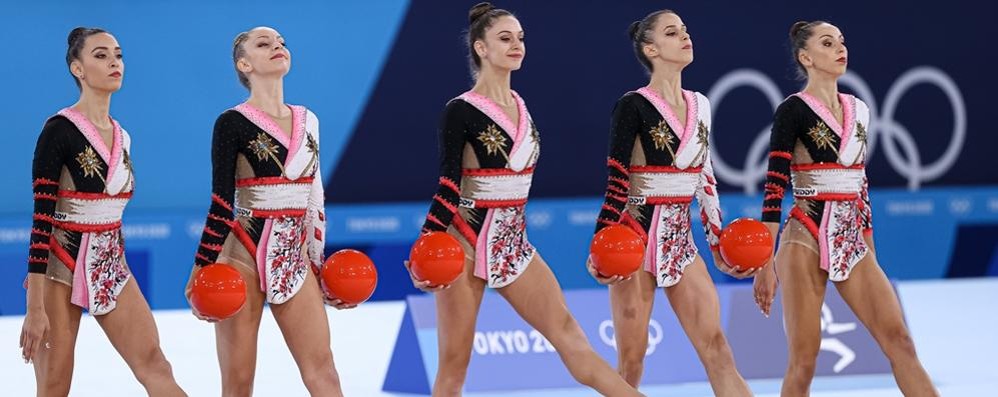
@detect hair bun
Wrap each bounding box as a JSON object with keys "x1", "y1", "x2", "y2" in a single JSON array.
[
  {"x1": 469, "y1": 2, "x2": 495, "y2": 25},
  {"x1": 67, "y1": 27, "x2": 87, "y2": 47},
  {"x1": 789, "y1": 21, "x2": 810, "y2": 40},
  {"x1": 627, "y1": 21, "x2": 642, "y2": 41}
]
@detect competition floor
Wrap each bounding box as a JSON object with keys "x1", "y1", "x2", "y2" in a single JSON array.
[{"x1": 2, "y1": 278, "x2": 994, "y2": 396}]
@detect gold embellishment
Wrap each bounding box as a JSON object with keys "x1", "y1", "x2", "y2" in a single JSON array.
[
  {"x1": 76, "y1": 146, "x2": 105, "y2": 182},
  {"x1": 808, "y1": 121, "x2": 838, "y2": 155},
  {"x1": 249, "y1": 132, "x2": 279, "y2": 161},
  {"x1": 305, "y1": 132, "x2": 319, "y2": 153},
  {"x1": 477, "y1": 124, "x2": 509, "y2": 159},
  {"x1": 122, "y1": 150, "x2": 134, "y2": 177},
  {"x1": 851, "y1": 122, "x2": 868, "y2": 164},
  {"x1": 303, "y1": 133, "x2": 319, "y2": 174},
  {"x1": 649, "y1": 120, "x2": 674, "y2": 150},
  {"x1": 693, "y1": 121, "x2": 710, "y2": 164},
  {"x1": 248, "y1": 132, "x2": 286, "y2": 175},
  {"x1": 649, "y1": 120, "x2": 677, "y2": 162},
  {"x1": 697, "y1": 121, "x2": 708, "y2": 145}
]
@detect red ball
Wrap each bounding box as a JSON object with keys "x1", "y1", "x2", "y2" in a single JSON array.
[
  {"x1": 322, "y1": 249, "x2": 378, "y2": 305},
  {"x1": 719, "y1": 218, "x2": 775, "y2": 269},
  {"x1": 590, "y1": 224, "x2": 644, "y2": 277},
  {"x1": 190, "y1": 264, "x2": 246, "y2": 320},
  {"x1": 409, "y1": 232, "x2": 465, "y2": 286}
]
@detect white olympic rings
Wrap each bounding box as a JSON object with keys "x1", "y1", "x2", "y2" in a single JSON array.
[{"x1": 707, "y1": 66, "x2": 965, "y2": 192}]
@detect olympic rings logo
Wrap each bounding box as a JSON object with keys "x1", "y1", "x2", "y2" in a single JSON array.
[
  {"x1": 598, "y1": 319, "x2": 664, "y2": 356},
  {"x1": 707, "y1": 67, "x2": 966, "y2": 192}
]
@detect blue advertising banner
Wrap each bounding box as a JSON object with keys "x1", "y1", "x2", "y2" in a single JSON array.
[{"x1": 382, "y1": 283, "x2": 894, "y2": 393}]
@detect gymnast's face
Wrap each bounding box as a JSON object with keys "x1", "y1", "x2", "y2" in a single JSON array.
[
  {"x1": 237, "y1": 27, "x2": 291, "y2": 83},
  {"x1": 799, "y1": 23, "x2": 848, "y2": 78},
  {"x1": 642, "y1": 12, "x2": 693, "y2": 70},
  {"x1": 70, "y1": 33, "x2": 124, "y2": 93},
  {"x1": 475, "y1": 15, "x2": 525, "y2": 72}
]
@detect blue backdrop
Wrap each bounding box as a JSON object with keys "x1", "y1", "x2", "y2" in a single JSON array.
[{"x1": 1, "y1": 0, "x2": 995, "y2": 314}]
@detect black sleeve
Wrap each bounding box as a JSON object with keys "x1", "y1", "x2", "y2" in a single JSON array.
[
  {"x1": 761, "y1": 100, "x2": 799, "y2": 223},
  {"x1": 194, "y1": 113, "x2": 240, "y2": 266},
  {"x1": 27, "y1": 118, "x2": 71, "y2": 274},
  {"x1": 421, "y1": 101, "x2": 467, "y2": 234},
  {"x1": 595, "y1": 96, "x2": 640, "y2": 233}
]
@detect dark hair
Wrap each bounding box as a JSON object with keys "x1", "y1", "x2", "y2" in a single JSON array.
[
  {"x1": 789, "y1": 20, "x2": 828, "y2": 80},
  {"x1": 466, "y1": 2, "x2": 514, "y2": 74},
  {"x1": 232, "y1": 30, "x2": 253, "y2": 89},
  {"x1": 66, "y1": 27, "x2": 108, "y2": 89},
  {"x1": 628, "y1": 9, "x2": 675, "y2": 72}
]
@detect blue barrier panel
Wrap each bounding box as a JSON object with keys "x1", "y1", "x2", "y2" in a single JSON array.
[{"x1": 383, "y1": 283, "x2": 894, "y2": 392}]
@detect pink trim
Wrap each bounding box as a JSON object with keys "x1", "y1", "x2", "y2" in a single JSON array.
[
  {"x1": 675, "y1": 91, "x2": 699, "y2": 156},
  {"x1": 256, "y1": 219, "x2": 274, "y2": 292},
  {"x1": 817, "y1": 204, "x2": 832, "y2": 272},
  {"x1": 57, "y1": 107, "x2": 123, "y2": 180},
  {"x1": 457, "y1": 90, "x2": 530, "y2": 152},
  {"x1": 284, "y1": 105, "x2": 308, "y2": 168},
  {"x1": 231, "y1": 103, "x2": 293, "y2": 148},
  {"x1": 838, "y1": 96, "x2": 856, "y2": 154},
  {"x1": 474, "y1": 209, "x2": 495, "y2": 280},
  {"x1": 458, "y1": 92, "x2": 516, "y2": 139},
  {"x1": 643, "y1": 205, "x2": 662, "y2": 275},
  {"x1": 793, "y1": 92, "x2": 855, "y2": 144},
  {"x1": 508, "y1": 92, "x2": 531, "y2": 158},
  {"x1": 634, "y1": 88, "x2": 698, "y2": 153},
  {"x1": 70, "y1": 233, "x2": 91, "y2": 309},
  {"x1": 106, "y1": 119, "x2": 123, "y2": 184}
]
